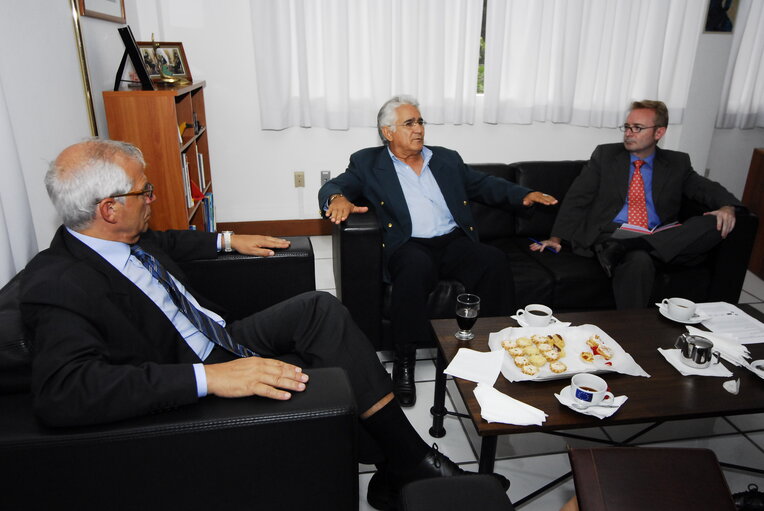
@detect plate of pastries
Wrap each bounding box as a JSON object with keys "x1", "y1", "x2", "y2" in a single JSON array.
[{"x1": 487, "y1": 325, "x2": 630, "y2": 382}]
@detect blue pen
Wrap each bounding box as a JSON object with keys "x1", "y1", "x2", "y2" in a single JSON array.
[{"x1": 528, "y1": 237, "x2": 559, "y2": 254}]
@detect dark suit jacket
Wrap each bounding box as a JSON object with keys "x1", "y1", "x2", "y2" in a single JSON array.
[
  {"x1": 551, "y1": 143, "x2": 742, "y2": 256},
  {"x1": 20, "y1": 226, "x2": 219, "y2": 427},
  {"x1": 319, "y1": 145, "x2": 532, "y2": 270}
]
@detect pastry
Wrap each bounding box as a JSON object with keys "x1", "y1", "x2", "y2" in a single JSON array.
[
  {"x1": 513, "y1": 356, "x2": 530, "y2": 367},
  {"x1": 508, "y1": 347, "x2": 525, "y2": 357},
  {"x1": 520, "y1": 364, "x2": 539, "y2": 376},
  {"x1": 517, "y1": 337, "x2": 533, "y2": 347},
  {"x1": 550, "y1": 361, "x2": 567, "y2": 373},
  {"x1": 586, "y1": 335, "x2": 601, "y2": 348},
  {"x1": 580, "y1": 351, "x2": 594, "y2": 363},
  {"x1": 528, "y1": 354, "x2": 547, "y2": 367},
  {"x1": 548, "y1": 334, "x2": 565, "y2": 350},
  {"x1": 543, "y1": 349, "x2": 560, "y2": 362},
  {"x1": 523, "y1": 345, "x2": 540, "y2": 356},
  {"x1": 501, "y1": 339, "x2": 518, "y2": 350},
  {"x1": 536, "y1": 342, "x2": 553, "y2": 352},
  {"x1": 596, "y1": 345, "x2": 614, "y2": 360}
]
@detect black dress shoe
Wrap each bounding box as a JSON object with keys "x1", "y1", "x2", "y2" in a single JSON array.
[
  {"x1": 595, "y1": 240, "x2": 626, "y2": 278},
  {"x1": 393, "y1": 348, "x2": 416, "y2": 407},
  {"x1": 367, "y1": 445, "x2": 511, "y2": 510}
]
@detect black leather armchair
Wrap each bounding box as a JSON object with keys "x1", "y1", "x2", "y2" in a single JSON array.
[
  {"x1": 333, "y1": 162, "x2": 759, "y2": 351},
  {"x1": 0, "y1": 237, "x2": 360, "y2": 510}
]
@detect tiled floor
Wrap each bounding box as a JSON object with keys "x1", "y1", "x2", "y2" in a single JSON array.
[{"x1": 310, "y1": 236, "x2": 764, "y2": 509}]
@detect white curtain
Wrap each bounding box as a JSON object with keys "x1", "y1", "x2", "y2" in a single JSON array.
[
  {"x1": 251, "y1": 0, "x2": 483, "y2": 129},
  {"x1": 716, "y1": 0, "x2": 764, "y2": 128},
  {"x1": 483, "y1": 0, "x2": 704, "y2": 126},
  {"x1": 0, "y1": 77, "x2": 37, "y2": 287}
]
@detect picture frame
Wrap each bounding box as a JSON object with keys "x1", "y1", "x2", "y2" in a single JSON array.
[
  {"x1": 115, "y1": 26, "x2": 154, "y2": 91},
  {"x1": 136, "y1": 42, "x2": 193, "y2": 83},
  {"x1": 704, "y1": 0, "x2": 739, "y2": 33},
  {"x1": 78, "y1": 0, "x2": 126, "y2": 24}
]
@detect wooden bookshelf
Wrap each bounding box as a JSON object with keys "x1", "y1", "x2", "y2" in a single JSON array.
[{"x1": 103, "y1": 81, "x2": 215, "y2": 231}]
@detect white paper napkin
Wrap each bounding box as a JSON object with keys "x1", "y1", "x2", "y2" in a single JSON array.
[
  {"x1": 510, "y1": 315, "x2": 572, "y2": 328},
  {"x1": 474, "y1": 384, "x2": 548, "y2": 425},
  {"x1": 554, "y1": 386, "x2": 627, "y2": 419},
  {"x1": 685, "y1": 326, "x2": 750, "y2": 367},
  {"x1": 657, "y1": 348, "x2": 733, "y2": 377},
  {"x1": 444, "y1": 348, "x2": 504, "y2": 386}
]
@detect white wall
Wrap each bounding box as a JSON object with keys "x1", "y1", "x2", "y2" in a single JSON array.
[
  {"x1": 0, "y1": 0, "x2": 93, "y2": 249},
  {"x1": 1, "y1": 0, "x2": 760, "y2": 257}
]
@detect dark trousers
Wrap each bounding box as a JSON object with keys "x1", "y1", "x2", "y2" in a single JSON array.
[
  {"x1": 605, "y1": 215, "x2": 724, "y2": 309},
  {"x1": 387, "y1": 230, "x2": 514, "y2": 350},
  {"x1": 212, "y1": 291, "x2": 393, "y2": 414}
]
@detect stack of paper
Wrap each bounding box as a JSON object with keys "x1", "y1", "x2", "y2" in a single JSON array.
[{"x1": 686, "y1": 326, "x2": 750, "y2": 367}]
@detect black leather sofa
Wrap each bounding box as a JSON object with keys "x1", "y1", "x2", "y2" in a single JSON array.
[
  {"x1": 332, "y1": 161, "x2": 759, "y2": 351},
  {"x1": 0, "y1": 237, "x2": 360, "y2": 510}
]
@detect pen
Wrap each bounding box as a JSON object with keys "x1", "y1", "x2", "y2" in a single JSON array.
[{"x1": 528, "y1": 237, "x2": 559, "y2": 254}]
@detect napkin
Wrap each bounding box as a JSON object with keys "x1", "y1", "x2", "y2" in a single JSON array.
[
  {"x1": 510, "y1": 315, "x2": 572, "y2": 328},
  {"x1": 685, "y1": 326, "x2": 750, "y2": 367},
  {"x1": 474, "y1": 384, "x2": 548, "y2": 425},
  {"x1": 444, "y1": 348, "x2": 504, "y2": 386},
  {"x1": 657, "y1": 348, "x2": 733, "y2": 377},
  {"x1": 554, "y1": 386, "x2": 627, "y2": 419}
]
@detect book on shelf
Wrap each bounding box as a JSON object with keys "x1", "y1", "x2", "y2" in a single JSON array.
[
  {"x1": 180, "y1": 153, "x2": 193, "y2": 208},
  {"x1": 612, "y1": 221, "x2": 681, "y2": 239},
  {"x1": 203, "y1": 192, "x2": 216, "y2": 232},
  {"x1": 197, "y1": 153, "x2": 206, "y2": 189}
]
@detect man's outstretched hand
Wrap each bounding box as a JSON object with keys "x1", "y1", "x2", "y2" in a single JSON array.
[
  {"x1": 205, "y1": 357, "x2": 309, "y2": 400},
  {"x1": 325, "y1": 196, "x2": 369, "y2": 224},
  {"x1": 522, "y1": 192, "x2": 558, "y2": 207}
]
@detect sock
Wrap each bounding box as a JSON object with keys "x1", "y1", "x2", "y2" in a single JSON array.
[
  {"x1": 618, "y1": 237, "x2": 651, "y2": 252},
  {"x1": 361, "y1": 399, "x2": 430, "y2": 471}
]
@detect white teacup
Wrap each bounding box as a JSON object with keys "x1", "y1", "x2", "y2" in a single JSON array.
[
  {"x1": 661, "y1": 297, "x2": 696, "y2": 321},
  {"x1": 516, "y1": 304, "x2": 553, "y2": 327},
  {"x1": 570, "y1": 373, "x2": 614, "y2": 408}
]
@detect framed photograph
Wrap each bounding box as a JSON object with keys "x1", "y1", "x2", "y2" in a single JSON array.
[
  {"x1": 704, "y1": 0, "x2": 739, "y2": 33},
  {"x1": 136, "y1": 42, "x2": 193, "y2": 83},
  {"x1": 115, "y1": 26, "x2": 154, "y2": 91},
  {"x1": 78, "y1": 0, "x2": 126, "y2": 24}
]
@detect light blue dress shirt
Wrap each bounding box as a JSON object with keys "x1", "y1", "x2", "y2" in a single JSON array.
[
  {"x1": 613, "y1": 153, "x2": 661, "y2": 229},
  {"x1": 67, "y1": 228, "x2": 225, "y2": 397},
  {"x1": 388, "y1": 146, "x2": 458, "y2": 238}
]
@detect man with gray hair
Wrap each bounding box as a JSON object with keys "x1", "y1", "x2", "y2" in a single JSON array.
[
  {"x1": 22, "y1": 139, "x2": 510, "y2": 510},
  {"x1": 319, "y1": 95, "x2": 558, "y2": 406}
]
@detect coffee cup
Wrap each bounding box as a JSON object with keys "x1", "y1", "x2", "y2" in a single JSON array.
[
  {"x1": 515, "y1": 304, "x2": 553, "y2": 327},
  {"x1": 570, "y1": 373, "x2": 614, "y2": 408},
  {"x1": 661, "y1": 297, "x2": 696, "y2": 321}
]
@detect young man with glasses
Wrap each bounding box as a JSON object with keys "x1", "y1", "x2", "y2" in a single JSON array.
[
  {"x1": 531, "y1": 100, "x2": 743, "y2": 309},
  {"x1": 319, "y1": 95, "x2": 558, "y2": 407}
]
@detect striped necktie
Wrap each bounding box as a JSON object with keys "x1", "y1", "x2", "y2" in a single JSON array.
[
  {"x1": 627, "y1": 159, "x2": 649, "y2": 229},
  {"x1": 130, "y1": 244, "x2": 257, "y2": 358}
]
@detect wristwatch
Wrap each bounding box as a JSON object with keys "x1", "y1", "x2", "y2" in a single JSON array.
[{"x1": 221, "y1": 231, "x2": 234, "y2": 252}]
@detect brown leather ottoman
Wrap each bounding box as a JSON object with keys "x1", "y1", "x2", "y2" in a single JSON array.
[{"x1": 568, "y1": 447, "x2": 735, "y2": 511}]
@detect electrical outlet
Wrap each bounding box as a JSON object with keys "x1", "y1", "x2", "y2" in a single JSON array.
[
  {"x1": 320, "y1": 170, "x2": 331, "y2": 185},
  {"x1": 294, "y1": 171, "x2": 305, "y2": 188}
]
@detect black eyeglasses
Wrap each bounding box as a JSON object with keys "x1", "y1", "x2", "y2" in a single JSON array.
[
  {"x1": 95, "y1": 183, "x2": 154, "y2": 204},
  {"x1": 619, "y1": 124, "x2": 661, "y2": 133},
  {"x1": 393, "y1": 119, "x2": 427, "y2": 128}
]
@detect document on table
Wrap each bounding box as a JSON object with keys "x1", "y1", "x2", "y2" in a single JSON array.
[{"x1": 697, "y1": 302, "x2": 764, "y2": 344}]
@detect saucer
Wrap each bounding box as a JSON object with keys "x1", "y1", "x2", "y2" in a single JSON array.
[
  {"x1": 658, "y1": 304, "x2": 705, "y2": 324},
  {"x1": 513, "y1": 316, "x2": 560, "y2": 328},
  {"x1": 559, "y1": 385, "x2": 618, "y2": 408}
]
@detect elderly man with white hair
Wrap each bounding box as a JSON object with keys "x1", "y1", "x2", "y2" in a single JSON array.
[{"x1": 319, "y1": 95, "x2": 558, "y2": 407}]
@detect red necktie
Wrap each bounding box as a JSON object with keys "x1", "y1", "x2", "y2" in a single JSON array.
[{"x1": 627, "y1": 159, "x2": 648, "y2": 228}]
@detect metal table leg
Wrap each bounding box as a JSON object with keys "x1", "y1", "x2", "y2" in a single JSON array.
[{"x1": 429, "y1": 347, "x2": 447, "y2": 438}]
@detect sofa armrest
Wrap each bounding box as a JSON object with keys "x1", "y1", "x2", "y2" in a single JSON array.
[
  {"x1": 179, "y1": 236, "x2": 315, "y2": 320},
  {"x1": 0, "y1": 367, "x2": 358, "y2": 510},
  {"x1": 707, "y1": 210, "x2": 759, "y2": 302},
  {"x1": 332, "y1": 211, "x2": 384, "y2": 347}
]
